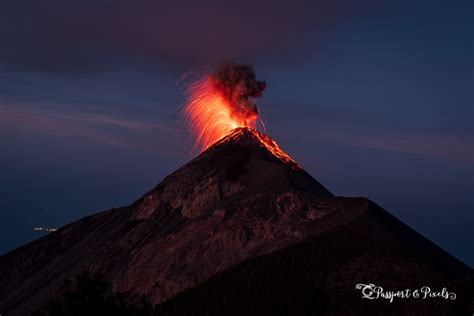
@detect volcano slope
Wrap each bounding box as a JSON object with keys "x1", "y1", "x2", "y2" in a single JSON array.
[
  {"x1": 155, "y1": 201, "x2": 473, "y2": 315},
  {"x1": 0, "y1": 128, "x2": 471, "y2": 315}
]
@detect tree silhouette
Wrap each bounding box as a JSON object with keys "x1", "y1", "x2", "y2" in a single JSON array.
[{"x1": 32, "y1": 272, "x2": 153, "y2": 316}]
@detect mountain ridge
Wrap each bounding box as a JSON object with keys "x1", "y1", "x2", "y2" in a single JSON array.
[{"x1": 0, "y1": 128, "x2": 471, "y2": 315}]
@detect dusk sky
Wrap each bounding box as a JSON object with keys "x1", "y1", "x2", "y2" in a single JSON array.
[{"x1": 1, "y1": 1, "x2": 472, "y2": 266}]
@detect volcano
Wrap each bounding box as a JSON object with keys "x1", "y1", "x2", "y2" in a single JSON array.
[{"x1": 0, "y1": 128, "x2": 472, "y2": 315}]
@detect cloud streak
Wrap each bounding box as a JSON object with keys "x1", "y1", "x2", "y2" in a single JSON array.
[
  {"x1": 0, "y1": 104, "x2": 178, "y2": 153},
  {"x1": 2, "y1": 103, "x2": 471, "y2": 164},
  {"x1": 331, "y1": 130, "x2": 474, "y2": 163},
  {"x1": 269, "y1": 116, "x2": 473, "y2": 164}
]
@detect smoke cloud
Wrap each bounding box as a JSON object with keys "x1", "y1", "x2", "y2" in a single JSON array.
[
  {"x1": 181, "y1": 62, "x2": 267, "y2": 152},
  {"x1": 211, "y1": 62, "x2": 266, "y2": 121}
]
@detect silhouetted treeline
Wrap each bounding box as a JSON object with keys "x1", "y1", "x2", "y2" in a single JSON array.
[{"x1": 32, "y1": 272, "x2": 152, "y2": 316}]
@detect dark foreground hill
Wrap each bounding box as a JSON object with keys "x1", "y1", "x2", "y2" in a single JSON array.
[{"x1": 0, "y1": 128, "x2": 472, "y2": 315}]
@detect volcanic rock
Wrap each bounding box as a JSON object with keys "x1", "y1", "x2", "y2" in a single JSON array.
[{"x1": 0, "y1": 128, "x2": 471, "y2": 315}]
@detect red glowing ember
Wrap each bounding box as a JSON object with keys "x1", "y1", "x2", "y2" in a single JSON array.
[{"x1": 181, "y1": 63, "x2": 266, "y2": 152}]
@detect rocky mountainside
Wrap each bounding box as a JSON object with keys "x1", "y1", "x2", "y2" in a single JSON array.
[
  {"x1": 0, "y1": 128, "x2": 471, "y2": 315},
  {"x1": 156, "y1": 201, "x2": 473, "y2": 315}
]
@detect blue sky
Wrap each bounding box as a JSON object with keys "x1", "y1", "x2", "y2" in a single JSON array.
[{"x1": 0, "y1": 0, "x2": 473, "y2": 266}]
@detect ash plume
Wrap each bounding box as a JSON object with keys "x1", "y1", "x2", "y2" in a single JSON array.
[
  {"x1": 210, "y1": 62, "x2": 266, "y2": 119},
  {"x1": 181, "y1": 62, "x2": 267, "y2": 152}
]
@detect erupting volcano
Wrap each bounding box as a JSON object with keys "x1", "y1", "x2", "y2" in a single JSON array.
[
  {"x1": 0, "y1": 64, "x2": 471, "y2": 316},
  {"x1": 181, "y1": 62, "x2": 266, "y2": 152}
]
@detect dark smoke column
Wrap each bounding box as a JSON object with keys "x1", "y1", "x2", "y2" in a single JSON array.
[{"x1": 211, "y1": 62, "x2": 266, "y2": 123}]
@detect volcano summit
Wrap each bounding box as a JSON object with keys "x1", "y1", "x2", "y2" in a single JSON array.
[{"x1": 0, "y1": 128, "x2": 472, "y2": 315}]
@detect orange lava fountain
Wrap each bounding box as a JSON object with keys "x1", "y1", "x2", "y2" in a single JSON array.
[{"x1": 181, "y1": 76, "x2": 258, "y2": 153}]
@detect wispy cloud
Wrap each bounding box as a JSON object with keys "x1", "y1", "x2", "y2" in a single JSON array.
[
  {"x1": 0, "y1": 103, "x2": 179, "y2": 153},
  {"x1": 317, "y1": 127, "x2": 474, "y2": 163},
  {"x1": 1, "y1": 103, "x2": 472, "y2": 163},
  {"x1": 336, "y1": 132, "x2": 473, "y2": 161}
]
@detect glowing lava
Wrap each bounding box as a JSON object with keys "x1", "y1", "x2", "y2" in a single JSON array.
[
  {"x1": 210, "y1": 127, "x2": 302, "y2": 170},
  {"x1": 181, "y1": 76, "x2": 258, "y2": 153},
  {"x1": 180, "y1": 63, "x2": 295, "y2": 169}
]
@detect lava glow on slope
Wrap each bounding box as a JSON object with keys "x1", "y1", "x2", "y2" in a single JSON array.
[
  {"x1": 251, "y1": 130, "x2": 301, "y2": 170},
  {"x1": 211, "y1": 127, "x2": 302, "y2": 170},
  {"x1": 181, "y1": 76, "x2": 258, "y2": 153}
]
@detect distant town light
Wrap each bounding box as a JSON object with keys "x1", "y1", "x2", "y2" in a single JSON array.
[{"x1": 33, "y1": 227, "x2": 57, "y2": 232}]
